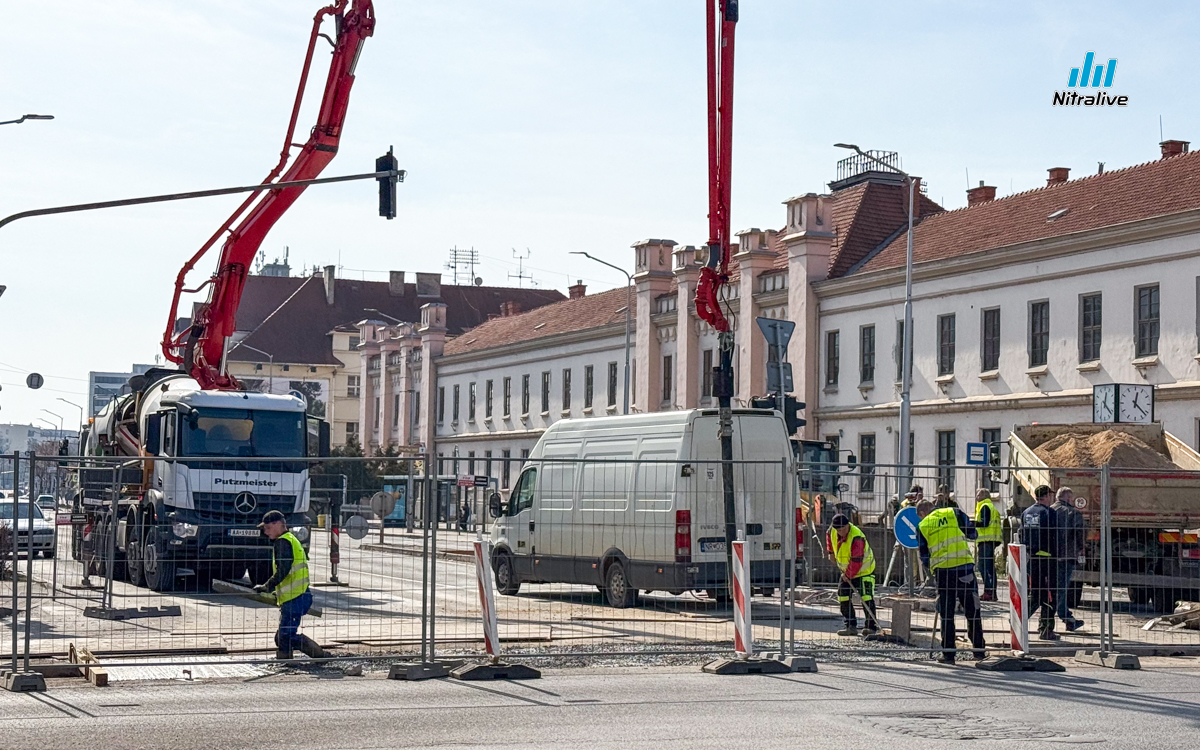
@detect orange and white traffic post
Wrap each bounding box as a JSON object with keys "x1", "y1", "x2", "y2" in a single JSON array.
[{"x1": 732, "y1": 534, "x2": 753, "y2": 659}]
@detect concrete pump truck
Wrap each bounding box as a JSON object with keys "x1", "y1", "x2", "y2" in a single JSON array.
[{"x1": 72, "y1": 0, "x2": 376, "y2": 592}]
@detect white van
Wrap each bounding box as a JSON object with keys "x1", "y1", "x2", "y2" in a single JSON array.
[{"x1": 489, "y1": 409, "x2": 797, "y2": 608}]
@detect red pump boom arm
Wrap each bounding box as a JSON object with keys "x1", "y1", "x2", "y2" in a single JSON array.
[
  {"x1": 162, "y1": 0, "x2": 376, "y2": 390},
  {"x1": 694, "y1": 0, "x2": 737, "y2": 334}
]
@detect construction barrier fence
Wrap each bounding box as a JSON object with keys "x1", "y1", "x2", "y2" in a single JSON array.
[{"x1": 1, "y1": 451, "x2": 1197, "y2": 672}]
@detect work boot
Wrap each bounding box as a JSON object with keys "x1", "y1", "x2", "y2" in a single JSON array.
[
  {"x1": 980, "y1": 591, "x2": 996, "y2": 602},
  {"x1": 275, "y1": 649, "x2": 294, "y2": 660},
  {"x1": 1065, "y1": 618, "x2": 1084, "y2": 632},
  {"x1": 297, "y1": 634, "x2": 328, "y2": 659},
  {"x1": 1038, "y1": 631, "x2": 1060, "y2": 641},
  {"x1": 837, "y1": 624, "x2": 858, "y2": 636},
  {"x1": 860, "y1": 625, "x2": 879, "y2": 637},
  {"x1": 935, "y1": 653, "x2": 955, "y2": 665}
]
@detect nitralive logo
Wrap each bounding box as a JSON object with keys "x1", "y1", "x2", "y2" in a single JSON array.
[
  {"x1": 214, "y1": 477, "x2": 279, "y2": 487},
  {"x1": 1053, "y1": 52, "x2": 1128, "y2": 107}
]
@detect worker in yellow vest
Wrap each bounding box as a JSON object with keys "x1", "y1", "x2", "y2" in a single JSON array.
[
  {"x1": 974, "y1": 489, "x2": 1002, "y2": 601},
  {"x1": 254, "y1": 510, "x2": 324, "y2": 660},
  {"x1": 825, "y1": 514, "x2": 879, "y2": 636},
  {"x1": 917, "y1": 500, "x2": 985, "y2": 664}
]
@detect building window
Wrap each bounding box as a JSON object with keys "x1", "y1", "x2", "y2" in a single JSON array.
[
  {"x1": 349, "y1": 335, "x2": 360, "y2": 350},
  {"x1": 485, "y1": 380, "x2": 494, "y2": 419},
  {"x1": 1080, "y1": 293, "x2": 1102, "y2": 362},
  {"x1": 584, "y1": 365, "x2": 594, "y2": 409},
  {"x1": 503, "y1": 377, "x2": 512, "y2": 417},
  {"x1": 521, "y1": 374, "x2": 530, "y2": 415},
  {"x1": 894, "y1": 320, "x2": 909, "y2": 381},
  {"x1": 373, "y1": 397, "x2": 381, "y2": 429},
  {"x1": 347, "y1": 374, "x2": 361, "y2": 398},
  {"x1": 937, "y1": 314, "x2": 956, "y2": 376},
  {"x1": 981, "y1": 428, "x2": 1001, "y2": 492},
  {"x1": 346, "y1": 421, "x2": 359, "y2": 439},
  {"x1": 468, "y1": 382, "x2": 477, "y2": 422},
  {"x1": 936, "y1": 430, "x2": 956, "y2": 491},
  {"x1": 607, "y1": 362, "x2": 618, "y2": 408},
  {"x1": 562, "y1": 368, "x2": 572, "y2": 411},
  {"x1": 437, "y1": 387, "x2": 445, "y2": 424},
  {"x1": 859, "y1": 434, "x2": 876, "y2": 492},
  {"x1": 392, "y1": 394, "x2": 400, "y2": 427},
  {"x1": 760, "y1": 273, "x2": 787, "y2": 293},
  {"x1": 825, "y1": 331, "x2": 840, "y2": 387},
  {"x1": 412, "y1": 392, "x2": 420, "y2": 429},
  {"x1": 981, "y1": 308, "x2": 1000, "y2": 372},
  {"x1": 859, "y1": 326, "x2": 875, "y2": 384},
  {"x1": 451, "y1": 385, "x2": 460, "y2": 423},
  {"x1": 484, "y1": 449, "x2": 493, "y2": 478},
  {"x1": 1136, "y1": 284, "x2": 1160, "y2": 357},
  {"x1": 1029, "y1": 300, "x2": 1050, "y2": 367},
  {"x1": 540, "y1": 371, "x2": 550, "y2": 413},
  {"x1": 657, "y1": 296, "x2": 677, "y2": 314},
  {"x1": 662, "y1": 355, "x2": 673, "y2": 403},
  {"x1": 701, "y1": 349, "x2": 713, "y2": 399},
  {"x1": 502, "y1": 449, "x2": 512, "y2": 489}
]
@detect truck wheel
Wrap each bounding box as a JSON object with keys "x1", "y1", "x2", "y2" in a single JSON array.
[
  {"x1": 42, "y1": 547, "x2": 56, "y2": 560},
  {"x1": 126, "y1": 513, "x2": 144, "y2": 587},
  {"x1": 705, "y1": 588, "x2": 732, "y2": 606},
  {"x1": 1151, "y1": 588, "x2": 1178, "y2": 614},
  {"x1": 604, "y1": 561, "x2": 638, "y2": 608},
  {"x1": 495, "y1": 553, "x2": 521, "y2": 596},
  {"x1": 143, "y1": 527, "x2": 177, "y2": 592},
  {"x1": 1128, "y1": 586, "x2": 1152, "y2": 606}
]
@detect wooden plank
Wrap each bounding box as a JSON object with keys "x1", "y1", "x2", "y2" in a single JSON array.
[{"x1": 210, "y1": 580, "x2": 323, "y2": 617}]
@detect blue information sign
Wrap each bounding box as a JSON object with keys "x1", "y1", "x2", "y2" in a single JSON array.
[
  {"x1": 965, "y1": 441, "x2": 988, "y2": 466},
  {"x1": 894, "y1": 506, "x2": 922, "y2": 549}
]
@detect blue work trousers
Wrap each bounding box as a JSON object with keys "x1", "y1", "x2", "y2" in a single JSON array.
[{"x1": 276, "y1": 590, "x2": 313, "y2": 652}]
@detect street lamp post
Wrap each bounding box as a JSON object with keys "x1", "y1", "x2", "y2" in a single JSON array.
[
  {"x1": 39, "y1": 410, "x2": 64, "y2": 437},
  {"x1": 56, "y1": 398, "x2": 84, "y2": 451},
  {"x1": 569, "y1": 252, "x2": 632, "y2": 415},
  {"x1": 229, "y1": 342, "x2": 275, "y2": 391},
  {"x1": 0, "y1": 114, "x2": 54, "y2": 126},
  {"x1": 835, "y1": 143, "x2": 916, "y2": 485}
]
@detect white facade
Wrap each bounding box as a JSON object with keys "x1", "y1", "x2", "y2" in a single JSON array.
[{"x1": 435, "y1": 327, "x2": 627, "y2": 489}]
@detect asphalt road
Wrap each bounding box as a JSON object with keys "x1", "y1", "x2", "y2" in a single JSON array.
[{"x1": 1, "y1": 660, "x2": 1199, "y2": 749}]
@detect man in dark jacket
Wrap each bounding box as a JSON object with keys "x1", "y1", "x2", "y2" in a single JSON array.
[
  {"x1": 1020, "y1": 485, "x2": 1058, "y2": 640},
  {"x1": 917, "y1": 499, "x2": 985, "y2": 664},
  {"x1": 1052, "y1": 487, "x2": 1085, "y2": 631}
]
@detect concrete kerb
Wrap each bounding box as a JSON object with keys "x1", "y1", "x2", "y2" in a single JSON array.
[
  {"x1": 1, "y1": 670, "x2": 46, "y2": 692},
  {"x1": 1075, "y1": 650, "x2": 1142, "y2": 670}
]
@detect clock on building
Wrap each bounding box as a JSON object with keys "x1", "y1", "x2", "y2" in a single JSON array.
[
  {"x1": 1092, "y1": 383, "x2": 1116, "y2": 423},
  {"x1": 1117, "y1": 383, "x2": 1154, "y2": 424}
]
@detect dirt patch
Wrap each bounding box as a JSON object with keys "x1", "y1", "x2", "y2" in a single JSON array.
[{"x1": 1034, "y1": 430, "x2": 1176, "y2": 469}]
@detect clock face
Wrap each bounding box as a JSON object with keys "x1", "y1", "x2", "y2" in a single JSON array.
[
  {"x1": 1093, "y1": 384, "x2": 1116, "y2": 423},
  {"x1": 1117, "y1": 383, "x2": 1154, "y2": 424}
]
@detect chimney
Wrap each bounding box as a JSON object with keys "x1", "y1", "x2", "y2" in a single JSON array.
[
  {"x1": 1046, "y1": 167, "x2": 1070, "y2": 186},
  {"x1": 388, "y1": 271, "x2": 405, "y2": 296},
  {"x1": 322, "y1": 265, "x2": 336, "y2": 305},
  {"x1": 499, "y1": 301, "x2": 522, "y2": 317},
  {"x1": 966, "y1": 181, "x2": 997, "y2": 207},
  {"x1": 1160, "y1": 140, "x2": 1190, "y2": 159},
  {"x1": 415, "y1": 272, "x2": 441, "y2": 298},
  {"x1": 568, "y1": 280, "x2": 586, "y2": 299}
]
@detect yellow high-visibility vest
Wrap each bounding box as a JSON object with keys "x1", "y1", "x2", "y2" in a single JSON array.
[
  {"x1": 272, "y1": 532, "x2": 310, "y2": 605},
  {"x1": 974, "y1": 498, "x2": 1002, "y2": 544},
  {"x1": 918, "y1": 508, "x2": 974, "y2": 571},
  {"x1": 828, "y1": 524, "x2": 876, "y2": 578}
]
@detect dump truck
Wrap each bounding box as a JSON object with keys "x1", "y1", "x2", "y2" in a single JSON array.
[{"x1": 1009, "y1": 422, "x2": 1200, "y2": 612}]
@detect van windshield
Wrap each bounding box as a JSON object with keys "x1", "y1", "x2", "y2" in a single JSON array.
[
  {"x1": 510, "y1": 469, "x2": 536, "y2": 515},
  {"x1": 180, "y1": 408, "x2": 305, "y2": 458}
]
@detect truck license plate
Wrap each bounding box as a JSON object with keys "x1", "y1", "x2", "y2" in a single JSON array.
[
  {"x1": 228, "y1": 529, "x2": 260, "y2": 537},
  {"x1": 700, "y1": 540, "x2": 727, "y2": 554}
]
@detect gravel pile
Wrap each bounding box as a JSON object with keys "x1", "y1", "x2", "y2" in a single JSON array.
[{"x1": 1034, "y1": 430, "x2": 1175, "y2": 470}]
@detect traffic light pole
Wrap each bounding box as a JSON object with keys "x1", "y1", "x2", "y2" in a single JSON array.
[{"x1": 0, "y1": 168, "x2": 404, "y2": 232}]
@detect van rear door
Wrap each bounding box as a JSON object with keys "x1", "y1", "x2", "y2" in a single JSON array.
[{"x1": 734, "y1": 413, "x2": 789, "y2": 563}]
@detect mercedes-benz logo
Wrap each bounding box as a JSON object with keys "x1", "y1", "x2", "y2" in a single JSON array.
[{"x1": 234, "y1": 492, "x2": 257, "y2": 514}]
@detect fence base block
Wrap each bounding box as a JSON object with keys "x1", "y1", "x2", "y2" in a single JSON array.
[
  {"x1": 1074, "y1": 650, "x2": 1141, "y2": 670},
  {"x1": 387, "y1": 662, "x2": 451, "y2": 681},
  {"x1": 3, "y1": 671, "x2": 46, "y2": 692},
  {"x1": 975, "y1": 654, "x2": 1065, "y2": 672},
  {"x1": 702, "y1": 657, "x2": 792, "y2": 675},
  {"x1": 450, "y1": 662, "x2": 541, "y2": 681},
  {"x1": 757, "y1": 653, "x2": 818, "y2": 673}
]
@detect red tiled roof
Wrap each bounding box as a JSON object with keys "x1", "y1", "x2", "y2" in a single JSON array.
[
  {"x1": 855, "y1": 150, "x2": 1200, "y2": 275},
  {"x1": 442, "y1": 287, "x2": 630, "y2": 356},
  {"x1": 828, "y1": 182, "x2": 943, "y2": 278},
  {"x1": 230, "y1": 276, "x2": 563, "y2": 365}
]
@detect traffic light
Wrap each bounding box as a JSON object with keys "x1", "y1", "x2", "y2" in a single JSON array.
[
  {"x1": 782, "y1": 395, "x2": 806, "y2": 435},
  {"x1": 376, "y1": 147, "x2": 401, "y2": 220}
]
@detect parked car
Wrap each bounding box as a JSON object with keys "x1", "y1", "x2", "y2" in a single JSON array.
[
  {"x1": 0, "y1": 502, "x2": 56, "y2": 557},
  {"x1": 35, "y1": 494, "x2": 57, "y2": 512}
]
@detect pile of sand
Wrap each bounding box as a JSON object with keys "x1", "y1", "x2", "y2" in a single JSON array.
[{"x1": 1033, "y1": 430, "x2": 1176, "y2": 470}]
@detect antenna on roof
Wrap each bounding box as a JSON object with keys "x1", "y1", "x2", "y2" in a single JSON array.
[
  {"x1": 445, "y1": 246, "x2": 480, "y2": 286},
  {"x1": 508, "y1": 248, "x2": 534, "y2": 288}
]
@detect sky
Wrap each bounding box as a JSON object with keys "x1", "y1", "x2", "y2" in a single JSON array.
[{"x1": 1, "y1": 0, "x2": 1197, "y2": 427}]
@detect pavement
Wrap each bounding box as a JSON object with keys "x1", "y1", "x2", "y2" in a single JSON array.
[{"x1": 2, "y1": 658, "x2": 1200, "y2": 749}]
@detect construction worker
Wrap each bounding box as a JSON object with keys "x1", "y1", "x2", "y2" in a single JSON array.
[
  {"x1": 916, "y1": 499, "x2": 985, "y2": 664},
  {"x1": 1052, "y1": 487, "x2": 1085, "y2": 631},
  {"x1": 825, "y1": 514, "x2": 879, "y2": 636},
  {"x1": 974, "y1": 489, "x2": 1002, "y2": 601},
  {"x1": 1021, "y1": 485, "x2": 1059, "y2": 640},
  {"x1": 254, "y1": 510, "x2": 325, "y2": 660}
]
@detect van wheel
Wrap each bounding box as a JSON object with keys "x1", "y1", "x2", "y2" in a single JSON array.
[
  {"x1": 495, "y1": 554, "x2": 521, "y2": 596},
  {"x1": 705, "y1": 588, "x2": 732, "y2": 606},
  {"x1": 604, "y1": 561, "x2": 637, "y2": 608}
]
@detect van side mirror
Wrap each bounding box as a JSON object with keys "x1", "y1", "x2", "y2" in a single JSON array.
[
  {"x1": 489, "y1": 492, "x2": 503, "y2": 518},
  {"x1": 845, "y1": 453, "x2": 857, "y2": 468}
]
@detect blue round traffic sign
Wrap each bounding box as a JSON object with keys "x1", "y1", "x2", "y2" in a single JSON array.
[{"x1": 894, "y1": 506, "x2": 921, "y2": 549}]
